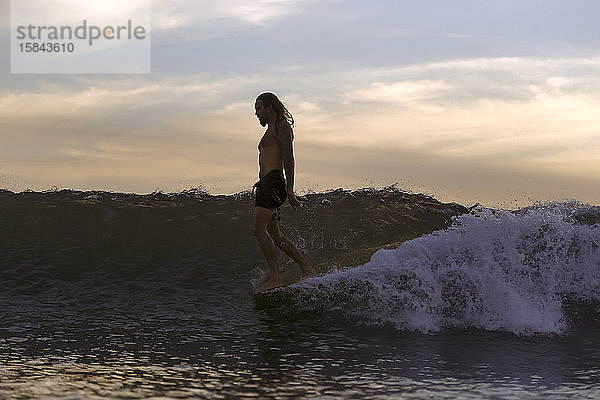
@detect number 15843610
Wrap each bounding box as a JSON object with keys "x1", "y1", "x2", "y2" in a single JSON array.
[{"x1": 19, "y1": 42, "x2": 75, "y2": 53}]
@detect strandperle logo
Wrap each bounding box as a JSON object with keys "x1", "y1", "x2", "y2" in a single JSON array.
[
  {"x1": 15, "y1": 19, "x2": 147, "y2": 46},
  {"x1": 11, "y1": 0, "x2": 151, "y2": 74}
]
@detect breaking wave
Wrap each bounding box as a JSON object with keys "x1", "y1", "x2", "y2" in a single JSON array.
[{"x1": 264, "y1": 202, "x2": 600, "y2": 335}]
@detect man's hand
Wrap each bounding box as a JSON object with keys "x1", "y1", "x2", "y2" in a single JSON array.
[{"x1": 287, "y1": 188, "x2": 302, "y2": 210}]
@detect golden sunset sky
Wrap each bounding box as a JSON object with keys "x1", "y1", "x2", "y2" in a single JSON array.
[{"x1": 1, "y1": 0, "x2": 599, "y2": 207}]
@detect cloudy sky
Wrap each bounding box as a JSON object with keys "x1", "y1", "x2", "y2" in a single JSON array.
[{"x1": 1, "y1": 0, "x2": 599, "y2": 207}]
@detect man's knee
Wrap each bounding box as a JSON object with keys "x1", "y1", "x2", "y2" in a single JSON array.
[
  {"x1": 267, "y1": 227, "x2": 283, "y2": 246},
  {"x1": 271, "y1": 233, "x2": 283, "y2": 246}
]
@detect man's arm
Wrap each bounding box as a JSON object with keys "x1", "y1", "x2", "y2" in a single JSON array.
[
  {"x1": 277, "y1": 121, "x2": 295, "y2": 192},
  {"x1": 277, "y1": 121, "x2": 302, "y2": 209}
]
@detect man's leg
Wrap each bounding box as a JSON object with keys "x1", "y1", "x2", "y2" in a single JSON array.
[
  {"x1": 253, "y1": 206, "x2": 284, "y2": 292},
  {"x1": 267, "y1": 214, "x2": 316, "y2": 278}
]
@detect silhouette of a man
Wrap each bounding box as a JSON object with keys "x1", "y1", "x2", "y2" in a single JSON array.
[{"x1": 252, "y1": 92, "x2": 315, "y2": 293}]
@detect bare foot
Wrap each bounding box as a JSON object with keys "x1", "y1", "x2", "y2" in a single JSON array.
[{"x1": 257, "y1": 278, "x2": 285, "y2": 293}]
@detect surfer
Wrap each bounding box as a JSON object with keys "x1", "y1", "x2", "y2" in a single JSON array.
[{"x1": 252, "y1": 92, "x2": 316, "y2": 293}]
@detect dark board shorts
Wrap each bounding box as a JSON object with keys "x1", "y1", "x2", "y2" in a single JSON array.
[{"x1": 253, "y1": 169, "x2": 287, "y2": 220}]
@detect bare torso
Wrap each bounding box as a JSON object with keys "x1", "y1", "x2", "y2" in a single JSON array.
[{"x1": 258, "y1": 126, "x2": 283, "y2": 179}]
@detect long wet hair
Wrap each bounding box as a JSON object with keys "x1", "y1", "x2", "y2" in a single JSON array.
[{"x1": 256, "y1": 92, "x2": 295, "y2": 128}]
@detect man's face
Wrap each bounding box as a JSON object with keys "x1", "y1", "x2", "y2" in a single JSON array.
[{"x1": 255, "y1": 100, "x2": 267, "y2": 127}]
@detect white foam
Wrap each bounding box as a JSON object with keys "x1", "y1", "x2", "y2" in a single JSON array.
[{"x1": 292, "y1": 201, "x2": 600, "y2": 335}]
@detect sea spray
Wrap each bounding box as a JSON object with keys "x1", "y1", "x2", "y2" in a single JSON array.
[{"x1": 281, "y1": 202, "x2": 600, "y2": 335}]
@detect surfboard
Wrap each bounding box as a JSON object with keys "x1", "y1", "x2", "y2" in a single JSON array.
[
  {"x1": 253, "y1": 278, "x2": 296, "y2": 297},
  {"x1": 255, "y1": 285, "x2": 287, "y2": 296},
  {"x1": 252, "y1": 283, "x2": 294, "y2": 310}
]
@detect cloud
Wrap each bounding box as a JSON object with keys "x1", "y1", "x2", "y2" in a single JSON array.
[
  {"x1": 335, "y1": 56, "x2": 600, "y2": 106},
  {"x1": 152, "y1": 0, "x2": 311, "y2": 31},
  {"x1": 10, "y1": 0, "x2": 149, "y2": 26},
  {"x1": 0, "y1": 0, "x2": 311, "y2": 41},
  {"x1": 344, "y1": 80, "x2": 450, "y2": 106},
  {"x1": 0, "y1": 74, "x2": 259, "y2": 121}
]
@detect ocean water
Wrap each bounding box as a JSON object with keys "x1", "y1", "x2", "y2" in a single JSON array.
[{"x1": 1, "y1": 188, "x2": 600, "y2": 399}]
